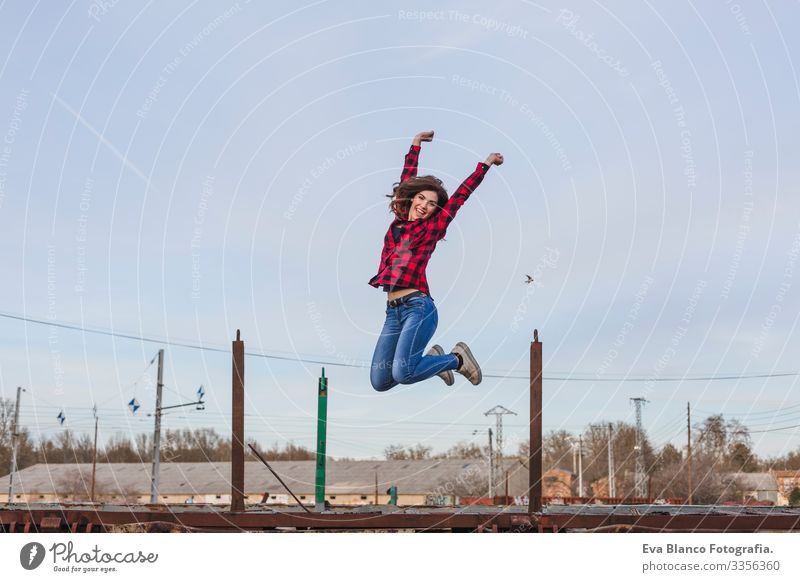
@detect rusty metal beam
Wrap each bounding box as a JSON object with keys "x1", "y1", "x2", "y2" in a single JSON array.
[
  {"x1": 0, "y1": 507, "x2": 529, "y2": 532},
  {"x1": 248, "y1": 444, "x2": 312, "y2": 514},
  {"x1": 4, "y1": 506, "x2": 799, "y2": 533},
  {"x1": 540, "y1": 513, "x2": 800, "y2": 532},
  {"x1": 231, "y1": 329, "x2": 245, "y2": 512},
  {"x1": 529, "y1": 329, "x2": 542, "y2": 513}
]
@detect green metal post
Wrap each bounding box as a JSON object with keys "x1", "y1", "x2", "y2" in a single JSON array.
[{"x1": 315, "y1": 368, "x2": 328, "y2": 511}]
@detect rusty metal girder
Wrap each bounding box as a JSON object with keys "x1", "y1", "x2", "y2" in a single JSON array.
[
  {"x1": 0, "y1": 507, "x2": 530, "y2": 532},
  {"x1": 539, "y1": 513, "x2": 800, "y2": 533},
  {"x1": 3, "y1": 506, "x2": 800, "y2": 533}
]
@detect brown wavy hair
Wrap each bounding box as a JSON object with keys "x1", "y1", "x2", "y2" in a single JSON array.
[{"x1": 387, "y1": 175, "x2": 449, "y2": 220}]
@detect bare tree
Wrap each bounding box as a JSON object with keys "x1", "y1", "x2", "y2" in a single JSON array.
[
  {"x1": 383, "y1": 443, "x2": 432, "y2": 460},
  {"x1": 517, "y1": 429, "x2": 575, "y2": 472},
  {"x1": 763, "y1": 448, "x2": 800, "y2": 471},
  {"x1": 0, "y1": 399, "x2": 37, "y2": 475},
  {"x1": 55, "y1": 467, "x2": 108, "y2": 502},
  {"x1": 443, "y1": 441, "x2": 486, "y2": 459},
  {"x1": 103, "y1": 434, "x2": 143, "y2": 463},
  {"x1": 431, "y1": 463, "x2": 490, "y2": 497},
  {"x1": 259, "y1": 441, "x2": 315, "y2": 461},
  {"x1": 161, "y1": 428, "x2": 233, "y2": 462}
]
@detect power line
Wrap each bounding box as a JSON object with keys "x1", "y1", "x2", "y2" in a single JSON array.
[
  {"x1": 731, "y1": 412, "x2": 800, "y2": 429},
  {"x1": 695, "y1": 402, "x2": 800, "y2": 417},
  {"x1": 2, "y1": 310, "x2": 796, "y2": 383},
  {"x1": 22, "y1": 396, "x2": 800, "y2": 441},
  {"x1": 749, "y1": 423, "x2": 800, "y2": 434}
]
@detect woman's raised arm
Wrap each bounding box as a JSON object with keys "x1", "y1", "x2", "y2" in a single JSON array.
[
  {"x1": 400, "y1": 130, "x2": 434, "y2": 183},
  {"x1": 429, "y1": 151, "x2": 503, "y2": 235},
  {"x1": 412, "y1": 130, "x2": 434, "y2": 147}
]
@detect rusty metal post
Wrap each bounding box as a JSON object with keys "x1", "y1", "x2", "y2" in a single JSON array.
[
  {"x1": 231, "y1": 329, "x2": 245, "y2": 512},
  {"x1": 687, "y1": 401, "x2": 693, "y2": 505},
  {"x1": 529, "y1": 329, "x2": 542, "y2": 513}
]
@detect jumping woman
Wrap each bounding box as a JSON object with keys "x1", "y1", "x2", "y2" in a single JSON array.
[{"x1": 368, "y1": 130, "x2": 504, "y2": 391}]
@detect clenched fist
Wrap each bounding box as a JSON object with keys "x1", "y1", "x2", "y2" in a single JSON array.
[
  {"x1": 412, "y1": 130, "x2": 435, "y2": 146},
  {"x1": 485, "y1": 153, "x2": 504, "y2": 166}
]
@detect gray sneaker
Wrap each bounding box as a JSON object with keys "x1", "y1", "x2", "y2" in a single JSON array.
[
  {"x1": 451, "y1": 342, "x2": 482, "y2": 385},
  {"x1": 426, "y1": 344, "x2": 454, "y2": 386}
]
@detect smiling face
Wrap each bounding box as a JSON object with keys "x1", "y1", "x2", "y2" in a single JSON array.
[
  {"x1": 389, "y1": 175, "x2": 448, "y2": 222},
  {"x1": 407, "y1": 190, "x2": 439, "y2": 221}
]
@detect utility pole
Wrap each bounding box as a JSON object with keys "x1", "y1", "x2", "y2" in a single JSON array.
[
  {"x1": 572, "y1": 439, "x2": 578, "y2": 475},
  {"x1": 474, "y1": 427, "x2": 495, "y2": 497},
  {"x1": 149, "y1": 349, "x2": 165, "y2": 504},
  {"x1": 145, "y1": 348, "x2": 204, "y2": 505},
  {"x1": 687, "y1": 401, "x2": 693, "y2": 505},
  {"x1": 488, "y1": 428, "x2": 494, "y2": 498},
  {"x1": 90, "y1": 405, "x2": 98, "y2": 503},
  {"x1": 7, "y1": 386, "x2": 24, "y2": 503},
  {"x1": 631, "y1": 397, "x2": 648, "y2": 498},
  {"x1": 571, "y1": 437, "x2": 583, "y2": 496},
  {"x1": 484, "y1": 405, "x2": 517, "y2": 499},
  {"x1": 607, "y1": 423, "x2": 616, "y2": 499}
]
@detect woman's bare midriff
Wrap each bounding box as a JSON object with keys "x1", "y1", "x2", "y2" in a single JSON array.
[{"x1": 387, "y1": 288, "x2": 420, "y2": 301}]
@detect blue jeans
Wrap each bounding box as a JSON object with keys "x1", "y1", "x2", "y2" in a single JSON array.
[{"x1": 370, "y1": 294, "x2": 460, "y2": 391}]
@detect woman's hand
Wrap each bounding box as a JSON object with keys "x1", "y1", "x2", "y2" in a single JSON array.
[
  {"x1": 413, "y1": 130, "x2": 435, "y2": 146},
  {"x1": 485, "y1": 152, "x2": 504, "y2": 166}
]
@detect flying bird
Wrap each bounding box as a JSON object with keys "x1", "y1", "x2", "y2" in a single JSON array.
[{"x1": 524, "y1": 274, "x2": 534, "y2": 284}]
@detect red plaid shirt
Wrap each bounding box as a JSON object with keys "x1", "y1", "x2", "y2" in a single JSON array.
[{"x1": 368, "y1": 144, "x2": 490, "y2": 297}]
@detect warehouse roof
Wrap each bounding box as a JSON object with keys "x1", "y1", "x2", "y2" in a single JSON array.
[
  {"x1": 0, "y1": 459, "x2": 528, "y2": 496},
  {"x1": 726, "y1": 472, "x2": 778, "y2": 491}
]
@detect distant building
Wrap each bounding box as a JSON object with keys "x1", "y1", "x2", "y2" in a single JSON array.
[
  {"x1": 0, "y1": 459, "x2": 538, "y2": 506},
  {"x1": 727, "y1": 472, "x2": 779, "y2": 504},
  {"x1": 542, "y1": 468, "x2": 573, "y2": 498},
  {"x1": 773, "y1": 471, "x2": 800, "y2": 505},
  {"x1": 586, "y1": 472, "x2": 786, "y2": 505},
  {"x1": 589, "y1": 475, "x2": 611, "y2": 498}
]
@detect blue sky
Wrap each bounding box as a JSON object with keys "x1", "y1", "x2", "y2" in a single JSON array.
[{"x1": 1, "y1": 1, "x2": 799, "y2": 460}]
